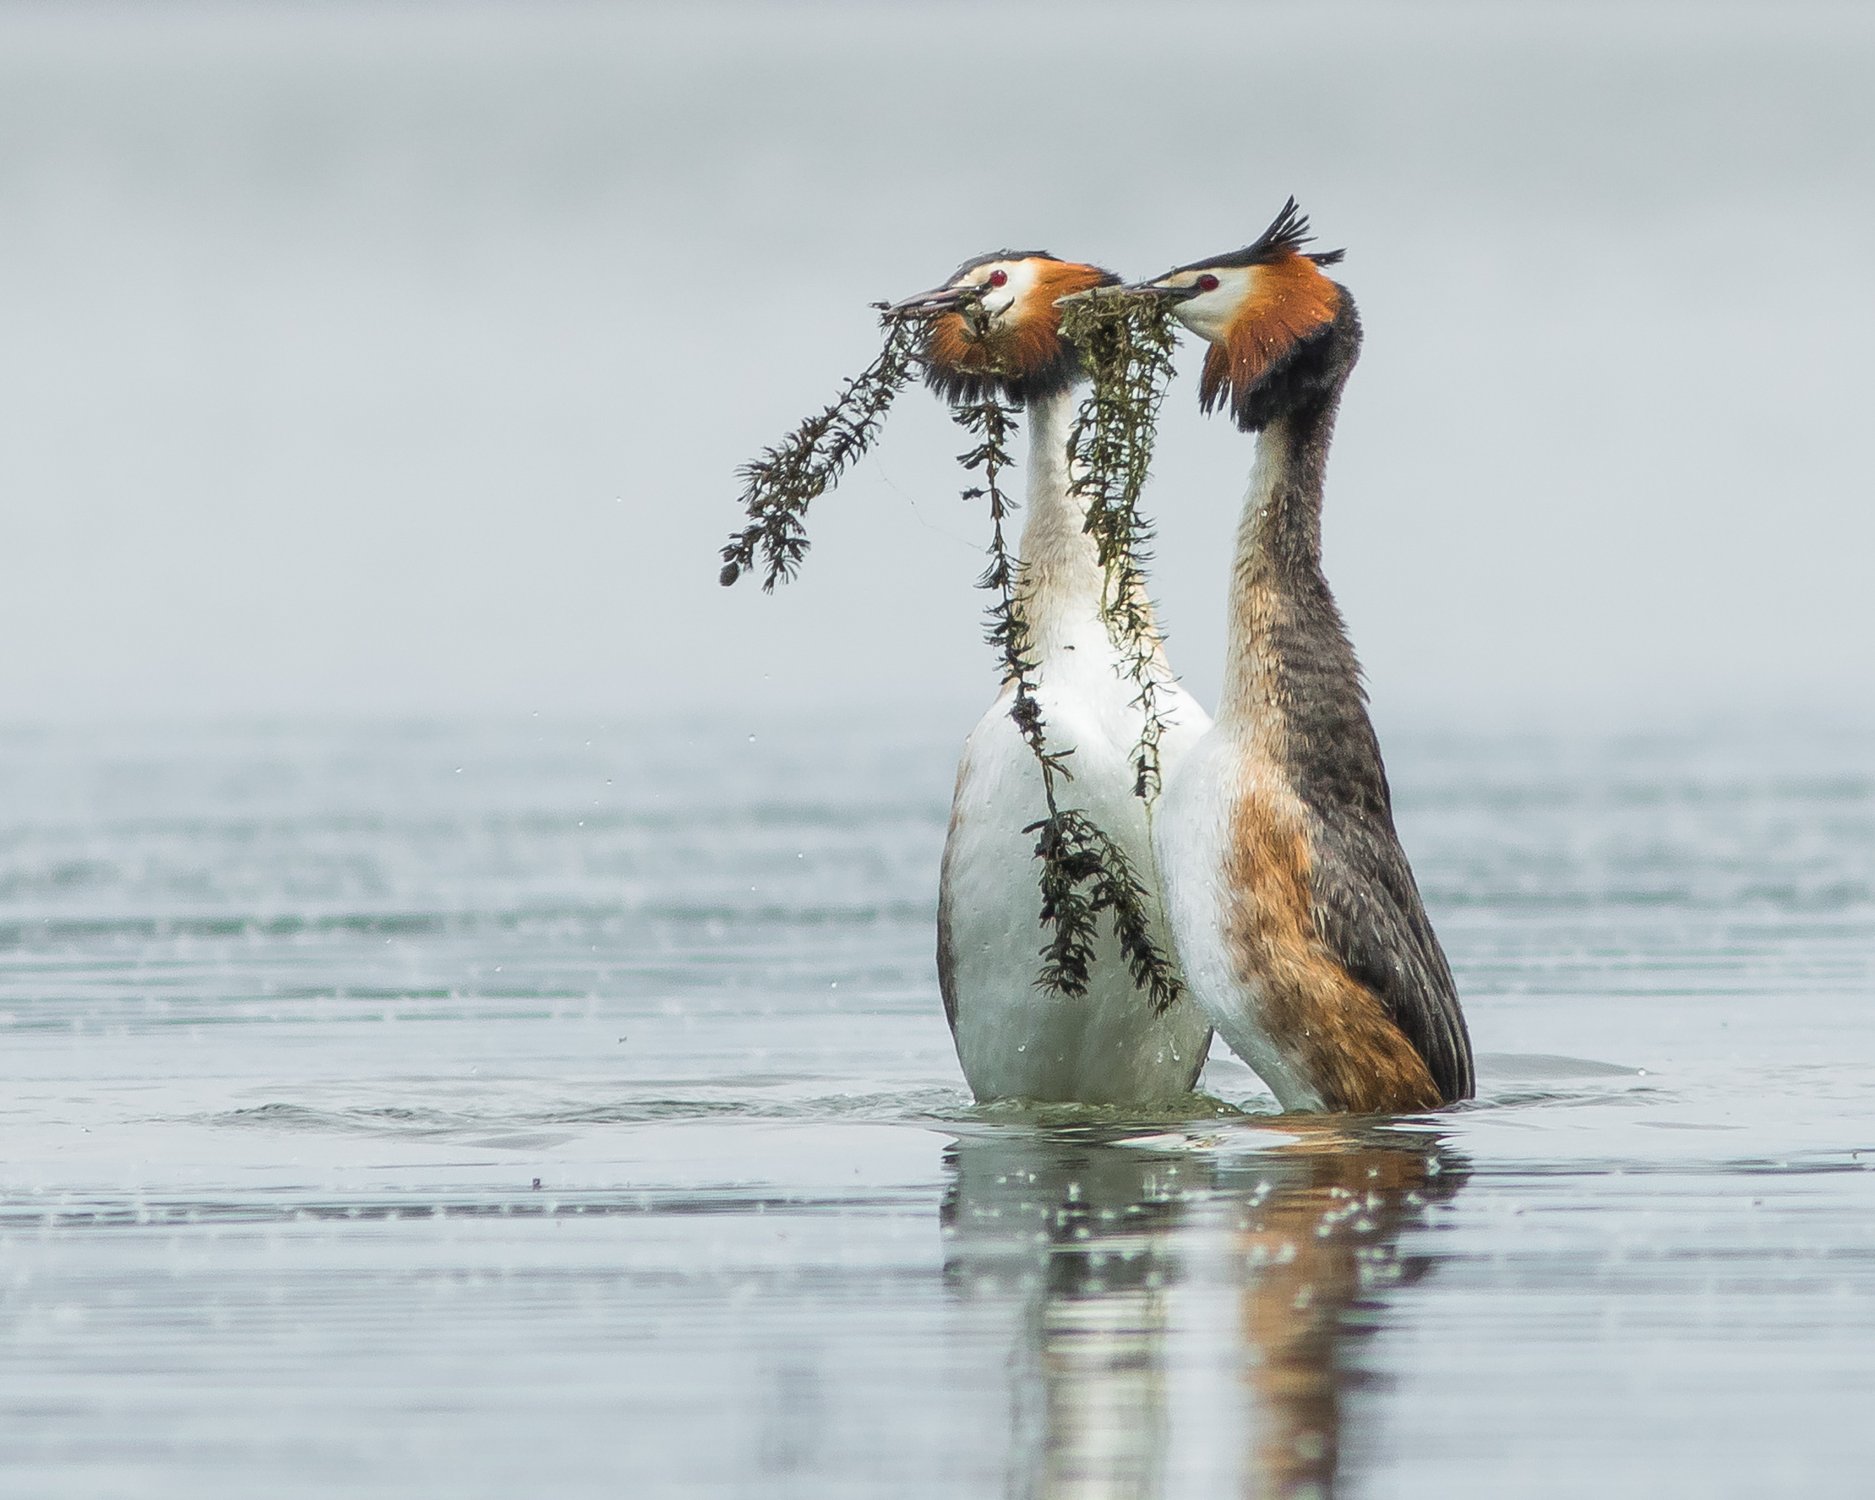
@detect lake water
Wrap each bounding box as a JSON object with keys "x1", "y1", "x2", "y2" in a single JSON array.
[{"x1": 2, "y1": 715, "x2": 1872, "y2": 1497}]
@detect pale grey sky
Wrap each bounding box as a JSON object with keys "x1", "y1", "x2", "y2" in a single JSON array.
[{"x1": 2, "y1": 1, "x2": 1870, "y2": 733}]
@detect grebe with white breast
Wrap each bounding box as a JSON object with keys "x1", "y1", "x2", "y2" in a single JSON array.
[{"x1": 887, "y1": 252, "x2": 1213, "y2": 1104}]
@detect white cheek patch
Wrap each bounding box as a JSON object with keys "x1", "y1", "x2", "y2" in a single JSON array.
[
  {"x1": 1173, "y1": 294, "x2": 1229, "y2": 342},
  {"x1": 1173, "y1": 268, "x2": 1253, "y2": 343},
  {"x1": 984, "y1": 259, "x2": 1043, "y2": 325}
]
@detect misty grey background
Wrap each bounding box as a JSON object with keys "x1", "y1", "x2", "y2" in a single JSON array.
[
  {"x1": 2, "y1": 0, "x2": 1870, "y2": 730},
  {"x1": 6, "y1": 11, "x2": 1875, "y2": 1494}
]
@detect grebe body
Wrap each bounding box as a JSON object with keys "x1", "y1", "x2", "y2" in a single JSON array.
[
  {"x1": 1133, "y1": 204, "x2": 1474, "y2": 1113},
  {"x1": 891, "y1": 253, "x2": 1213, "y2": 1104}
]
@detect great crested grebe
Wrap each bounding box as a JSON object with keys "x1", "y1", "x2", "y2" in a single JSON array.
[
  {"x1": 887, "y1": 252, "x2": 1213, "y2": 1104},
  {"x1": 1129, "y1": 202, "x2": 1474, "y2": 1112}
]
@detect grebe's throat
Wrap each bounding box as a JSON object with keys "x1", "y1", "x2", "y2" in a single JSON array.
[
  {"x1": 1218, "y1": 394, "x2": 1345, "y2": 729},
  {"x1": 1011, "y1": 385, "x2": 1109, "y2": 652}
]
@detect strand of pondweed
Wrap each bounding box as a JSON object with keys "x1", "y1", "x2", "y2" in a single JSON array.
[
  {"x1": 1031, "y1": 808, "x2": 1185, "y2": 1010},
  {"x1": 1059, "y1": 291, "x2": 1182, "y2": 804},
  {"x1": 719, "y1": 316, "x2": 923, "y2": 591},
  {"x1": 953, "y1": 392, "x2": 1183, "y2": 1011}
]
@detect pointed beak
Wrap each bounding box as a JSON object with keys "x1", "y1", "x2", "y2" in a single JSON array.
[
  {"x1": 883, "y1": 283, "x2": 974, "y2": 318},
  {"x1": 1123, "y1": 278, "x2": 1202, "y2": 303}
]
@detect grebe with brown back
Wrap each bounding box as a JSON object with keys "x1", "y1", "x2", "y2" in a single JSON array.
[{"x1": 1129, "y1": 202, "x2": 1474, "y2": 1112}]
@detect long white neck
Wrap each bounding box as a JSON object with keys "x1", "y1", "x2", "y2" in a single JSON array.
[{"x1": 1015, "y1": 385, "x2": 1112, "y2": 657}]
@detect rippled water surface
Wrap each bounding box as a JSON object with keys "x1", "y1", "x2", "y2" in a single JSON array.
[{"x1": 3, "y1": 717, "x2": 1873, "y2": 1498}]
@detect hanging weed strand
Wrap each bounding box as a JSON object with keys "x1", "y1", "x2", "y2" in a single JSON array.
[
  {"x1": 727, "y1": 287, "x2": 1183, "y2": 1010},
  {"x1": 948, "y1": 327, "x2": 1183, "y2": 1011},
  {"x1": 719, "y1": 315, "x2": 923, "y2": 591},
  {"x1": 1058, "y1": 291, "x2": 1182, "y2": 803}
]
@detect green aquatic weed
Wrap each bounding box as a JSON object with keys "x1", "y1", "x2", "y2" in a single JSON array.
[
  {"x1": 1058, "y1": 290, "x2": 1181, "y2": 805},
  {"x1": 950, "y1": 370, "x2": 1182, "y2": 1013},
  {"x1": 720, "y1": 294, "x2": 1184, "y2": 1011},
  {"x1": 718, "y1": 315, "x2": 923, "y2": 592}
]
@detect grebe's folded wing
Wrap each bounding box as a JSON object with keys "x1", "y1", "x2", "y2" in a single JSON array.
[{"x1": 1305, "y1": 806, "x2": 1475, "y2": 1105}]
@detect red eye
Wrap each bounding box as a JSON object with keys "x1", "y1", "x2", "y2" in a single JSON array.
[
  {"x1": 1196, "y1": 273, "x2": 1220, "y2": 292},
  {"x1": 987, "y1": 268, "x2": 1009, "y2": 288}
]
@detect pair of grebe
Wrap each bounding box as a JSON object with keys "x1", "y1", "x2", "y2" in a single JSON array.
[{"x1": 889, "y1": 201, "x2": 1474, "y2": 1114}]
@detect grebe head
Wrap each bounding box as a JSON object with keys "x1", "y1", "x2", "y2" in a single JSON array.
[
  {"x1": 1131, "y1": 198, "x2": 1359, "y2": 432},
  {"x1": 886, "y1": 252, "x2": 1117, "y2": 407}
]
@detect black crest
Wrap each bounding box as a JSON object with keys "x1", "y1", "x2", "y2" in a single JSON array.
[
  {"x1": 1170, "y1": 196, "x2": 1347, "y2": 277},
  {"x1": 947, "y1": 248, "x2": 1056, "y2": 280}
]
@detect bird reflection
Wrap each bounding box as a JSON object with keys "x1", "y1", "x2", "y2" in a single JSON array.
[{"x1": 940, "y1": 1117, "x2": 1467, "y2": 1499}]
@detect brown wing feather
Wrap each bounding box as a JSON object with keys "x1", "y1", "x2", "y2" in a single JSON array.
[
  {"x1": 1302, "y1": 800, "x2": 1474, "y2": 1104},
  {"x1": 1225, "y1": 785, "x2": 1446, "y2": 1113}
]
